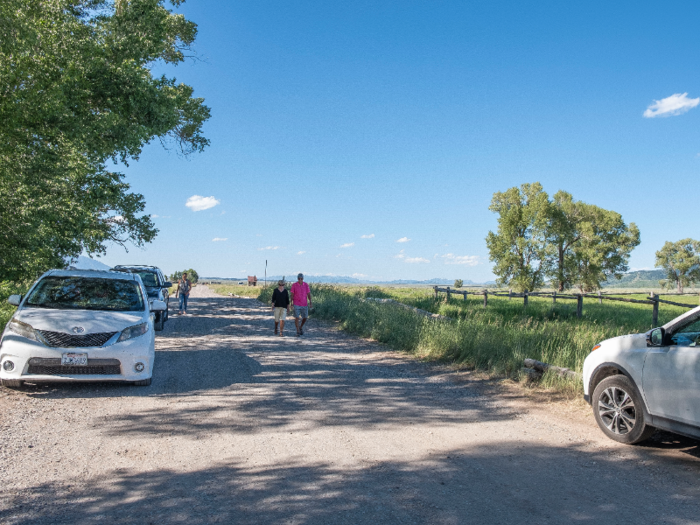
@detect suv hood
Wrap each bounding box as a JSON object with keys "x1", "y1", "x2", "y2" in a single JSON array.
[{"x1": 14, "y1": 308, "x2": 144, "y2": 333}]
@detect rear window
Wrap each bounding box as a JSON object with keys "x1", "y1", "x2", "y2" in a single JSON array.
[{"x1": 26, "y1": 277, "x2": 145, "y2": 311}]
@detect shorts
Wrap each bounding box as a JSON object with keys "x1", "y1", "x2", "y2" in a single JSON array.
[
  {"x1": 293, "y1": 305, "x2": 309, "y2": 319},
  {"x1": 274, "y1": 307, "x2": 287, "y2": 322}
]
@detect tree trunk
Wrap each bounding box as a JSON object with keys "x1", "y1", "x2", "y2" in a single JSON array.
[{"x1": 557, "y1": 244, "x2": 565, "y2": 292}]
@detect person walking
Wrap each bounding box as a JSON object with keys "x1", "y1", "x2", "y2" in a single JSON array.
[
  {"x1": 271, "y1": 280, "x2": 290, "y2": 336},
  {"x1": 290, "y1": 273, "x2": 312, "y2": 336},
  {"x1": 176, "y1": 272, "x2": 192, "y2": 315}
]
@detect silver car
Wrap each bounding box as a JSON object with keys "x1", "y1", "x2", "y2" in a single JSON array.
[
  {"x1": 583, "y1": 306, "x2": 700, "y2": 444},
  {"x1": 0, "y1": 269, "x2": 166, "y2": 387}
]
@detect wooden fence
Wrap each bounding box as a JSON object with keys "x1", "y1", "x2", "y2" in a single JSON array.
[{"x1": 433, "y1": 286, "x2": 700, "y2": 327}]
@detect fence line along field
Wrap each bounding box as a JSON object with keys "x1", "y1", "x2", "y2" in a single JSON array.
[
  {"x1": 255, "y1": 283, "x2": 698, "y2": 394},
  {"x1": 433, "y1": 286, "x2": 700, "y2": 326}
]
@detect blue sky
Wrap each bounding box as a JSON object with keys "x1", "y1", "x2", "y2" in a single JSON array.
[{"x1": 98, "y1": 0, "x2": 700, "y2": 281}]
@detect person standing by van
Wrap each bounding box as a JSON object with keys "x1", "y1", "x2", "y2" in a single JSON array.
[
  {"x1": 290, "y1": 273, "x2": 312, "y2": 336},
  {"x1": 176, "y1": 272, "x2": 192, "y2": 315},
  {"x1": 271, "y1": 280, "x2": 290, "y2": 336}
]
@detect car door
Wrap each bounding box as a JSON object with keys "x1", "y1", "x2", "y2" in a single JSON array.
[{"x1": 642, "y1": 317, "x2": 700, "y2": 426}]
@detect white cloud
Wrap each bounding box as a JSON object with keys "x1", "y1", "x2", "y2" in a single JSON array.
[
  {"x1": 186, "y1": 195, "x2": 220, "y2": 212},
  {"x1": 212, "y1": 237, "x2": 228, "y2": 242},
  {"x1": 297, "y1": 251, "x2": 306, "y2": 255},
  {"x1": 394, "y1": 250, "x2": 406, "y2": 259},
  {"x1": 361, "y1": 234, "x2": 375, "y2": 239},
  {"x1": 643, "y1": 93, "x2": 700, "y2": 118},
  {"x1": 396, "y1": 237, "x2": 411, "y2": 243},
  {"x1": 340, "y1": 242, "x2": 355, "y2": 248},
  {"x1": 352, "y1": 273, "x2": 368, "y2": 278},
  {"x1": 440, "y1": 253, "x2": 479, "y2": 266},
  {"x1": 151, "y1": 214, "x2": 159, "y2": 218},
  {"x1": 258, "y1": 246, "x2": 279, "y2": 251},
  {"x1": 405, "y1": 257, "x2": 430, "y2": 264}
]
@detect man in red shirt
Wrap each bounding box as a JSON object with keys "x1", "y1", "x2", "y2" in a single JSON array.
[{"x1": 290, "y1": 273, "x2": 312, "y2": 336}]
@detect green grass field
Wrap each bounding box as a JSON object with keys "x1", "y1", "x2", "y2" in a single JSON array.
[
  {"x1": 257, "y1": 284, "x2": 699, "y2": 393},
  {"x1": 209, "y1": 283, "x2": 269, "y2": 298}
]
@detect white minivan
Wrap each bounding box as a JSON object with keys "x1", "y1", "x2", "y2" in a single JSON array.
[{"x1": 0, "y1": 269, "x2": 165, "y2": 387}]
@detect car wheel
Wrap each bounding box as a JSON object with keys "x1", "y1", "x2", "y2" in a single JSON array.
[
  {"x1": 592, "y1": 375, "x2": 655, "y2": 444},
  {"x1": 1, "y1": 379, "x2": 24, "y2": 388},
  {"x1": 133, "y1": 377, "x2": 152, "y2": 386},
  {"x1": 164, "y1": 299, "x2": 169, "y2": 322}
]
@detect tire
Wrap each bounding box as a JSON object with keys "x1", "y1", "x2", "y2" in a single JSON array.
[
  {"x1": 592, "y1": 374, "x2": 655, "y2": 444},
  {"x1": 133, "y1": 377, "x2": 152, "y2": 386},
  {"x1": 1, "y1": 379, "x2": 24, "y2": 388},
  {"x1": 154, "y1": 313, "x2": 164, "y2": 332},
  {"x1": 164, "y1": 299, "x2": 169, "y2": 322}
]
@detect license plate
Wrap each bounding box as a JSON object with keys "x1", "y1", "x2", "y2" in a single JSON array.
[{"x1": 61, "y1": 353, "x2": 88, "y2": 366}]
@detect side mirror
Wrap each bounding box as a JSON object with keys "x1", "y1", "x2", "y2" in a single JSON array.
[
  {"x1": 647, "y1": 327, "x2": 665, "y2": 347},
  {"x1": 7, "y1": 295, "x2": 21, "y2": 306},
  {"x1": 150, "y1": 300, "x2": 167, "y2": 312},
  {"x1": 162, "y1": 281, "x2": 172, "y2": 288}
]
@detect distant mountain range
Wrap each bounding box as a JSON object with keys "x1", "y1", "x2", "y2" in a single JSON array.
[
  {"x1": 601, "y1": 269, "x2": 666, "y2": 288},
  {"x1": 69, "y1": 256, "x2": 111, "y2": 271}
]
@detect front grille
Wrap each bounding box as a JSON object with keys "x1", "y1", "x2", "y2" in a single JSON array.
[
  {"x1": 37, "y1": 330, "x2": 117, "y2": 348},
  {"x1": 25, "y1": 358, "x2": 121, "y2": 376}
]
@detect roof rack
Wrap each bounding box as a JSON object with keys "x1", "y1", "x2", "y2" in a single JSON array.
[{"x1": 112, "y1": 265, "x2": 160, "y2": 270}]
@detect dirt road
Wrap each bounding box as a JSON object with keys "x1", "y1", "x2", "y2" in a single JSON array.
[{"x1": 1, "y1": 285, "x2": 700, "y2": 524}]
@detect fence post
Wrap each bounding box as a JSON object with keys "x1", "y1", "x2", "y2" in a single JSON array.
[
  {"x1": 598, "y1": 291, "x2": 602, "y2": 305},
  {"x1": 552, "y1": 291, "x2": 556, "y2": 304},
  {"x1": 509, "y1": 289, "x2": 512, "y2": 300},
  {"x1": 523, "y1": 290, "x2": 528, "y2": 308},
  {"x1": 651, "y1": 292, "x2": 659, "y2": 327},
  {"x1": 434, "y1": 286, "x2": 438, "y2": 301},
  {"x1": 577, "y1": 294, "x2": 583, "y2": 318},
  {"x1": 446, "y1": 286, "x2": 451, "y2": 302},
  {"x1": 463, "y1": 290, "x2": 467, "y2": 302},
  {"x1": 483, "y1": 289, "x2": 488, "y2": 308}
]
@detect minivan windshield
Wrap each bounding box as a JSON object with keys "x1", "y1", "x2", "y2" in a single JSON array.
[{"x1": 25, "y1": 277, "x2": 145, "y2": 311}]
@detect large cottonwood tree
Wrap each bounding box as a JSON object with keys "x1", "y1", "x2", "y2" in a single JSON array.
[
  {"x1": 655, "y1": 239, "x2": 700, "y2": 293},
  {"x1": 486, "y1": 184, "x2": 640, "y2": 292},
  {"x1": 0, "y1": 0, "x2": 210, "y2": 281},
  {"x1": 485, "y1": 183, "x2": 552, "y2": 292}
]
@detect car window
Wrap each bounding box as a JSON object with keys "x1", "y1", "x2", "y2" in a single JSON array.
[
  {"x1": 671, "y1": 318, "x2": 700, "y2": 347},
  {"x1": 25, "y1": 277, "x2": 145, "y2": 311},
  {"x1": 134, "y1": 271, "x2": 159, "y2": 287}
]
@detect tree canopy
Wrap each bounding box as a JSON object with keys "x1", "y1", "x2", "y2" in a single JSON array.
[
  {"x1": 0, "y1": 0, "x2": 210, "y2": 281},
  {"x1": 486, "y1": 183, "x2": 640, "y2": 292},
  {"x1": 655, "y1": 239, "x2": 700, "y2": 293},
  {"x1": 171, "y1": 269, "x2": 198, "y2": 284}
]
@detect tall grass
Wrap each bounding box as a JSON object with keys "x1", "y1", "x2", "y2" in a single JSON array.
[
  {"x1": 210, "y1": 283, "x2": 276, "y2": 298},
  {"x1": 0, "y1": 282, "x2": 29, "y2": 331},
  {"x1": 257, "y1": 284, "x2": 698, "y2": 392}
]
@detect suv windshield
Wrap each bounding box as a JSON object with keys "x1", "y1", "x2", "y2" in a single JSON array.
[
  {"x1": 115, "y1": 269, "x2": 159, "y2": 287},
  {"x1": 26, "y1": 277, "x2": 145, "y2": 311}
]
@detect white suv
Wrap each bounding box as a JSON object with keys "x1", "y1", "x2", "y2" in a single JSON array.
[
  {"x1": 583, "y1": 306, "x2": 700, "y2": 444},
  {"x1": 0, "y1": 269, "x2": 165, "y2": 388}
]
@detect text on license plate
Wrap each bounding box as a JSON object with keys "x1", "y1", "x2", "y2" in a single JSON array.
[{"x1": 61, "y1": 353, "x2": 88, "y2": 366}]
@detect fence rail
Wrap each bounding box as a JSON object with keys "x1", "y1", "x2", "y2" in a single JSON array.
[{"x1": 433, "y1": 286, "x2": 700, "y2": 327}]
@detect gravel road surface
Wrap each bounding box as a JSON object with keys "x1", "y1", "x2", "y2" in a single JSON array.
[{"x1": 1, "y1": 285, "x2": 700, "y2": 524}]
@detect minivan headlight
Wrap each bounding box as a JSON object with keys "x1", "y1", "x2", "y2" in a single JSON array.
[
  {"x1": 8, "y1": 319, "x2": 41, "y2": 342},
  {"x1": 117, "y1": 322, "x2": 149, "y2": 343}
]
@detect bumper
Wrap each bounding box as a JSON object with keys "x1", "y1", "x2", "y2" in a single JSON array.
[
  {"x1": 0, "y1": 333, "x2": 154, "y2": 383},
  {"x1": 583, "y1": 394, "x2": 590, "y2": 404}
]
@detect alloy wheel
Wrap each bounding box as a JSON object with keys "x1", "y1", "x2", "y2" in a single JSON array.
[{"x1": 598, "y1": 386, "x2": 636, "y2": 435}]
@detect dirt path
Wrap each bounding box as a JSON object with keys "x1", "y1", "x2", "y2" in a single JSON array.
[{"x1": 1, "y1": 285, "x2": 700, "y2": 524}]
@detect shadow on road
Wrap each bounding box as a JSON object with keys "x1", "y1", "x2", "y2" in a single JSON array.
[{"x1": 3, "y1": 441, "x2": 700, "y2": 525}]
